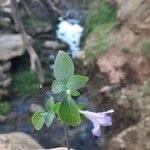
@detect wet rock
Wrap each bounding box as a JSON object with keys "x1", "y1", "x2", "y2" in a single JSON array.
[
  {"x1": 44, "y1": 40, "x2": 67, "y2": 50},
  {"x1": 0, "y1": 132, "x2": 43, "y2": 150},
  {"x1": 30, "y1": 103, "x2": 44, "y2": 113},
  {"x1": 105, "y1": 117, "x2": 150, "y2": 150}
]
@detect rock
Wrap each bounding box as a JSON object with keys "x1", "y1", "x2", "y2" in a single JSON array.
[
  {"x1": 96, "y1": 49, "x2": 127, "y2": 83},
  {"x1": 0, "y1": 0, "x2": 20, "y2": 6},
  {"x1": 39, "y1": 147, "x2": 75, "y2": 150},
  {"x1": 0, "y1": 115, "x2": 6, "y2": 123},
  {"x1": 75, "y1": 50, "x2": 86, "y2": 61},
  {"x1": 44, "y1": 40, "x2": 67, "y2": 50},
  {"x1": 100, "y1": 85, "x2": 112, "y2": 94},
  {"x1": 0, "y1": 34, "x2": 29, "y2": 61},
  {"x1": 0, "y1": 34, "x2": 31, "y2": 99},
  {"x1": 0, "y1": 132, "x2": 43, "y2": 150},
  {"x1": 0, "y1": 17, "x2": 11, "y2": 27},
  {"x1": 0, "y1": 89, "x2": 8, "y2": 99},
  {"x1": 105, "y1": 117, "x2": 150, "y2": 150},
  {"x1": 30, "y1": 103, "x2": 44, "y2": 113},
  {"x1": 26, "y1": 25, "x2": 53, "y2": 36},
  {"x1": 115, "y1": 0, "x2": 150, "y2": 33}
]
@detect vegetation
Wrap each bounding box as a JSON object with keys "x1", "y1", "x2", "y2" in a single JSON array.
[
  {"x1": 121, "y1": 48, "x2": 131, "y2": 54},
  {"x1": 84, "y1": 0, "x2": 117, "y2": 62},
  {"x1": 11, "y1": 70, "x2": 40, "y2": 96},
  {"x1": 23, "y1": 16, "x2": 49, "y2": 28},
  {"x1": 142, "y1": 41, "x2": 150, "y2": 58},
  {"x1": 86, "y1": 23, "x2": 116, "y2": 62},
  {"x1": 85, "y1": 0, "x2": 117, "y2": 34},
  {"x1": 34, "y1": 39, "x2": 45, "y2": 55},
  {"x1": 143, "y1": 81, "x2": 150, "y2": 95},
  {"x1": 0, "y1": 101, "x2": 11, "y2": 115}
]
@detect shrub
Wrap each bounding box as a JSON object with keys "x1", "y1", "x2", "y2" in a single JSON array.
[
  {"x1": 11, "y1": 70, "x2": 40, "y2": 96},
  {"x1": 85, "y1": 0, "x2": 117, "y2": 34},
  {"x1": 142, "y1": 41, "x2": 150, "y2": 58},
  {"x1": 0, "y1": 101, "x2": 11, "y2": 115}
]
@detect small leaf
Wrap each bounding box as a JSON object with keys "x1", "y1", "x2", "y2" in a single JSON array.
[
  {"x1": 67, "y1": 75, "x2": 89, "y2": 91},
  {"x1": 44, "y1": 111, "x2": 55, "y2": 127},
  {"x1": 54, "y1": 51, "x2": 74, "y2": 81},
  {"x1": 59, "y1": 97, "x2": 81, "y2": 126},
  {"x1": 71, "y1": 90, "x2": 80, "y2": 97},
  {"x1": 46, "y1": 97, "x2": 54, "y2": 111},
  {"x1": 78, "y1": 102, "x2": 86, "y2": 110},
  {"x1": 51, "y1": 79, "x2": 66, "y2": 94},
  {"x1": 32, "y1": 112, "x2": 45, "y2": 130}
]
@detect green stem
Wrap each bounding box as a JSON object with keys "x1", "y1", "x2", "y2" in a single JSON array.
[
  {"x1": 40, "y1": 86, "x2": 71, "y2": 149},
  {"x1": 63, "y1": 124, "x2": 70, "y2": 150}
]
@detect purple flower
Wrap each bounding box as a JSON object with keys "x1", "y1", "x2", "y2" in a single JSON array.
[{"x1": 79, "y1": 109, "x2": 114, "y2": 137}]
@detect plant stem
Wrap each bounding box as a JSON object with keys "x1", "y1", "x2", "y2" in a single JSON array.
[
  {"x1": 63, "y1": 124, "x2": 70, "y2": 150},
  {"x1": 40, "y1": 86, "x2": 71, "y2": 150}
]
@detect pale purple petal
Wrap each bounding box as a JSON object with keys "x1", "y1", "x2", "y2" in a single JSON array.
[
  {"x1": 92, "y1": 122, "x2": 101, "y2": 137},
  {"x1": 79, "y1": 109, "x2": 114, "y2": 137},
  {"x1": 97, "y1": 113, "x2": 112, "y2": 126}
]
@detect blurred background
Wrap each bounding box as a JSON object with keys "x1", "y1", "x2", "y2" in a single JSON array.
[{"x1": 0, "y1": 0, "x2": 150, "y2": 149}]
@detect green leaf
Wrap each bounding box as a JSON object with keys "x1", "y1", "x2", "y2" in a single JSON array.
[
  {"x1": 67, "y1": 75, "x2": 89, "y2": 91},
  {"x1": 71, "y1": 90, "x2": 80, "y2": 97},
  {"x1": 32, "y1": 112, "x2": 46, "y2": 130},
  {"x1": 46, "y1": 97, "x2": 54, "y2": 111},
  {"x1": 44, "y1": 111, "x2": 55, "y2": 127},
  {"x1": 51, "y1": 79, "x2": 66, "y2": 94},
  {"x1": 52, "y1": 103, "x2": 60, "y2": 114},
  {"x1": 54, "y1": 51, "x2": 74, "y2": 81},
  {"x1": 78, "y1": 102, "x2": 86, "y2": 110},
  {"x1": 59, "y1": 97, "x2": 81, "y2": 126}
]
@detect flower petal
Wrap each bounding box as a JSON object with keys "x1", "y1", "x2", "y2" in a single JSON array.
[
  {"x1": 97, "y1": 113, "x2": 112, "y2": 126},
  {"x1": 92, "y1": 122, "x2": 101, "y2": 137}
]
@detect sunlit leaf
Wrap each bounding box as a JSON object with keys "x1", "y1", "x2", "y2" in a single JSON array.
[
  {"x1": 67, "y1": 75, "x2": 89, "y2": 91},
  {"x1": 59, "y1": 97, "x2": 81, "y2": 126},
  {"x1": 54, "y1": 51, "x2": 74, "y2": 81},
  {"x1": 32, "y1": 112, "x2": 46, "y2": 130},
  {"x1": 51, "y1": 79, "x2": 66, "y2": 94},
  {"x1": 44, "y1": 111, "x2": 55, "y2": 127},
  {"x1": 71, "y1": 90, "x2": 80, "y2": 97}
]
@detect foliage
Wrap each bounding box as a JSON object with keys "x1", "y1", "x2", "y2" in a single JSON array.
[
  {"x1": 142, "y1": 41, "x2": 150, "y2": 58},
  {"x1": 86, "y1": 23, "x2": 116, "y2": 62},
  {"x1": 121, "y1": 48, "x2": 131, "y2": 54},
  {"x1": 0, "y1": 101, "x2": 11, "y2": 115},
  {"x1": 34, "y1": 39, "x2": 44, "y2": 55},
  {"x1": 23, "y1": 16, "x2": 49, "y2": 28},
  {"x1": 84, "y1": 0, "x2": 117, "y2": 62},
  {"x1": 32, "y1": 51, "x2": 89, "y2": 129},
  {"x1": 11, "y1": 70, "x2": 40, "y2": 96},
  {"x1": 85, "y1": 0, "x2": 117, "y2": 34},
  {"x1": 143, "y1": 81, "x2": 150, "y2": 95}
]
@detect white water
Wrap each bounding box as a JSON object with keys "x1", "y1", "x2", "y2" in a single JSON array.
[{"x1": 56, "y1": 19, "x2": 84, "y2": 57}]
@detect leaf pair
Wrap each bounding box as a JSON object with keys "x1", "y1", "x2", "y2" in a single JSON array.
[
  {"x1": 32, "y1": 98, "x2": 59, "y2": 130},
  {"x1": 32, "y1": 111, "x2": 55, "y2": 130},
  {"x1": 52, "y1": 75, "x2": 88, "y2": 95},
  {"x1": 52, "y1": 51, "x2": 88, "y2": 95}
]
